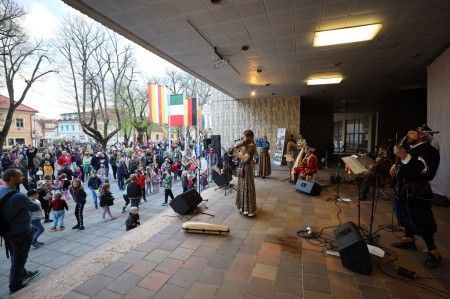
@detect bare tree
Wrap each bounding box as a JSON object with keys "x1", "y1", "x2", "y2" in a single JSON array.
[
  {"x1": 54, "y1": 15, "x2": 133, "y2": 149},
  {"x1": 0, "y1": 0, "x2": 55, "y2": 152}
]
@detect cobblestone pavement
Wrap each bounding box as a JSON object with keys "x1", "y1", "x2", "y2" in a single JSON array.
[{"x1": 0, "y1": 174, "x2": 194, "y2": 298}]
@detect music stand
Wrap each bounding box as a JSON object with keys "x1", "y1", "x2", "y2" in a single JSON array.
[
  {"x1": 281, "y1": 154, "x2": 295, "y2": 182},
  {"x1": 214, "y1": 146, "x2": 235, "y2": 195},
  {"x1": 325, "y1": 151, "x2": 351, "y2": 204}
]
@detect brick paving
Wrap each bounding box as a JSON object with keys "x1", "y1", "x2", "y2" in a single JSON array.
[{"x1": 4, "y1": 166, "x2": 450, "y2": 299}]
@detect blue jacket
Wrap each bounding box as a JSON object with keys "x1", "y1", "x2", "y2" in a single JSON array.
[{"x1": 0, "y1": 187, "x2": 41, "y2": 236}]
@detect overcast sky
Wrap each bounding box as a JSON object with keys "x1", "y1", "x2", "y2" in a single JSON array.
[{"x1": 1, "y1": 0, "x2": 174, "y2": 119}]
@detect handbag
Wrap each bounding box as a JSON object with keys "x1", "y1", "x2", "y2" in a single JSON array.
[{"x1": 236, "y1": 167, "x2": 245, "y2": 178}]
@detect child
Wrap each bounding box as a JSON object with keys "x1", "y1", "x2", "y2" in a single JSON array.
[
  {"x1": 73, "y1": 166, "x2": 82, "y2": 180},
  {"x1": 187, "y1": 169, "x2": 196, "y2": 190},
  {"x1": 145, "y1": 166, "x2": 152, "y2": 195},
  {"x1": 162, "y1": 168, "x2": 174, "y2": 206},
  {"x1": 28, "y1": 189, "x2": 45, "y2": 249},
  {"x1": 50, "y1": 192, "x2": 69, "y2": 231},
  {"x1": 100, "y1": 164, "x2": 109, "y2": 183},
  {"x1": 43, "y1": 161, "x2": 54, "y2": 179},
  {"x1": 88, "y1": 170, "x2": 102, "y2": 209},
  {"x1": 126, "y1": 174, "x2": 142, "y2": 208},
  {"x1": 60, "y1": 173, "x2": 71, "y2": 204},
  {"x1": 200, "y1": 170, "x2": 208, "y2": 191},
  {"x1": 125, "y1": 207, "x2": 140, "y2": 231},
  {"x1": 28, "y1": 176, "x2": 37, "y2": 190},
  {"x1": 181, "y1": 170, "x2": 188, "y2": 192},
  {"x1": 70, "y1": 178, "x2": 87, "y2": 230},
  {"x1": 135, "y1": 170, "x2": 147, "y2": 203},
  {"x1": 151, "y1": 164, "x2": 161, "y2": 194},
  {"x1": 97, "y1": 166, "x2": 107, "y2": 185},
  {"x1": 122, "y1": 178, "x2": 131, "y2": 213},
  {"x1": 99, "y1": 183, "x2": 116, "y2": 222},
  {"x1": 42, "y1": 175, "x2": 54, "y2": 223}
]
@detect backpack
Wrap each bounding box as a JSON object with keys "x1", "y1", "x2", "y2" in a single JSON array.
[{"x1": 0, "y1": 190, "x2": 19, "y2": 258}]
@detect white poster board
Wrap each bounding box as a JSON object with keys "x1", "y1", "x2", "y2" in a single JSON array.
[{"x1": 273, "y1": 128, "x2": 286, "y2": 165}]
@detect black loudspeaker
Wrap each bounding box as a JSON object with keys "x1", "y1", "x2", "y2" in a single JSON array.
[
  {"x1": 170, "y1": 189, "x2": 203, "y2": 215},
  {"x1": 295, "y1": 179, "x2": 322, "y2": 196},
  {"x1": 214, "y1": 173, "x2": 232, "y2": 187},
  {"x1": 212, "y1": 169, "x2": 220, "y2": 181},
  {"x1": 333, "y1": 221, "x2": 372, "y2": 275}
]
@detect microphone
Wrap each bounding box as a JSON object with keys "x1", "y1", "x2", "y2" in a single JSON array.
[{"x1": 234, "y1": 138, "x2": 241, "y2": 142}]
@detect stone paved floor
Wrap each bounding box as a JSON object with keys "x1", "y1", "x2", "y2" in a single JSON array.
[{"x1": 5, "y1": 166, "x2": 450, "y2": 299}]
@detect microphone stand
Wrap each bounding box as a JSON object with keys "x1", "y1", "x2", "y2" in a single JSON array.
[
  {"x1": 326, "y1": 147, "x2": 347, "y2": 204},
  {"x1": 358, "y1": 142, "x2": 394, "y2": 244}
]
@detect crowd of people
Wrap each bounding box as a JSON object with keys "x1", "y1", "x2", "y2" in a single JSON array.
[{"x1": 0, "y1": 139, "x2": 206, "y2": 294}]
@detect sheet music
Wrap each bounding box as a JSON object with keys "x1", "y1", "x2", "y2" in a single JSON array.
[{"x1": 341, "y1": 156, "x2": 369, "y2": 175}]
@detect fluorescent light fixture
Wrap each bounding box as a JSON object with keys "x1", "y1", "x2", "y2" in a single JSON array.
[
  {"x1": 314, "y1": 24, "x2": 382, "y2": 47},
  {"x1": 307, "y1": 77, "x2": 342, "y2": 85}
]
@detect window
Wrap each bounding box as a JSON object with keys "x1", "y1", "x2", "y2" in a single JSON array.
[
  {"x1": 72, "y1": 125, "x2": 75, "y2": 130},
  {"x1": 15, "y1": 138, "x2": 25, "y2": 145},
  {"x1": 66, "y1": 125, "x2": 69, "y2": 131},
  {"x1": 156, "y1": 134, "x2": 159, "y2": 140},
  {"x1": 345, "y1": 118, "x2": 369, "y2": 152},
  {"x1": 16, "y1": 118, "x2": 24, "y2": 128},
  {"x1": 60, "y1": 126, "x2": 63, "y2": 131},
  {"x1": 8, "y1": 138, "x2": 14, "y2": 146}
]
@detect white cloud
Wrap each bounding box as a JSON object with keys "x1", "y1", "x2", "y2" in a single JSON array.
[{"x1": 22, "y1": 3, "x2": 60, "y2": 40}]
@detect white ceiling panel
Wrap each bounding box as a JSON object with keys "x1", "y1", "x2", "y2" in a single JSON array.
[{"x1": 63, "y1": 0, "x2": 450, "y2": 105}]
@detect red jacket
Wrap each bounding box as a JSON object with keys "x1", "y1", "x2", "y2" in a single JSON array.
[
  {"x1": 57, "y1": 155, "x2": 72, "y2": 167},
  {"x1": 136, "y1": 173, "x2": 145, "y2": 188}
]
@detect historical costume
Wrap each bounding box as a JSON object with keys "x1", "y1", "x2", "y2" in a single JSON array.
[
  {"x1": 234, "y1": 130, "x2": 257, "y2": 216},
  {"x1": 294, "y1": 147, "x2": 318, "y2": 180},
  {"x1": 258, "y1": 136, "x2": 271, "y2": 177},
  {"x1": 391, "y1": 124, "x2": 441, "y2": 268},
  {"x1": 291, "y1": 134, "x2": 307, "y2": 182}
]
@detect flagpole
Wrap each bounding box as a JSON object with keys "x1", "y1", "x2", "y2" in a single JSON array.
[
  {"x1": 196, "y1": 94, "x2": 200, "y2": 157},
  {"x1": 168, "y1": 89, "x2": 171, "y2": 154},
  {"x1": 184, "y1": 92, "x2": 187, "y2": 149}
]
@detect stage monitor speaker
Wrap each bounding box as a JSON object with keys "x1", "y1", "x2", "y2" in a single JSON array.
[
  {"x1": 170, "y1": 189, "x2": 204, "y2": 215},
  {"x1": 214, "y1": 173, "x2": 232, "y2": 187},
  {"x1": 333, "y1": 221, "x2": 372, "y2": 275},
  {"x1": 212, "y1": 169, "x2": 220, "y2": 181},
  {"x1": 295, "y1": 179, "x2": 322, "y2": 196}
]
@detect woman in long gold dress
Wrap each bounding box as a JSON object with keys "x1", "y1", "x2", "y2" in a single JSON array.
[{"x1": 233, "y1": 130, "x2": 257, "y2": 216}]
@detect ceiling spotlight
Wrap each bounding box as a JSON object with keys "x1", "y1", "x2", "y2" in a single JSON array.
[
  {"x1": 241, "y1": 45, "x2": 249, "y2": 51},
  {"x1": 257, "y1": 68, "x2": 262, "y2": 73},
  {"x1": 265, "y1": 83, "x2": 271, "y2": 86},
  {"x1": 251, "y1": 86, "x2": 255, "y2": 96},
  {"x1": 211, "y1": 0, "x2": 221, "y2": 4}
]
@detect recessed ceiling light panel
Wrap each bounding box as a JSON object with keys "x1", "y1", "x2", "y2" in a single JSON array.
[
  {"x1": 313, "y1": 24, "x2": 382, "y2": 47},
  {"x1": 307, "y1": 77, "x2": 342, "y2": 85}
]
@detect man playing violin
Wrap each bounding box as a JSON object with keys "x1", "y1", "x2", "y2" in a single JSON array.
[{"x1": 390, "y1": 123, "x2": 441, "y2": 268}]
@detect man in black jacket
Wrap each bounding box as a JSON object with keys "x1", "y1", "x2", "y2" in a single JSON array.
[
  {"x1": 0, "y1": 169, "x2": 41, "y2": 294},
  {"x1": 390, "y1": 123, "x2": 441, "y2": 268}
]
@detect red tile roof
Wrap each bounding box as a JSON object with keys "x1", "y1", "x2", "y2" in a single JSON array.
[{"x1": 0, "y1": 94, "x2": 39, "y2": 113}]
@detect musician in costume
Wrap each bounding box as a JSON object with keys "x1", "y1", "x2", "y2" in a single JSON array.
[
  {"x1": 389, "y1": 123, "x2": 441, "y2": 268},
  {"x1": 294, "y1": 147, "x2": 318, "y2": 180},
  {"x1": 359, "y1": 143, "x2": 392, "y2": 200},
  {"x1": 205, "y1": 147, "x2": 218, "y2": 182},
  {"x1": 290, "y1": 134, "x2": 308, "y2": 182},
  {"x1": 258, "y1": 136, "x2": 271, "y2": 178},
  {"x1": 233, "y1": 130, "x2": 257, "y2": 217},
  {"x1": 181, "y1": 148, "x2": 192, "y2": 171}
]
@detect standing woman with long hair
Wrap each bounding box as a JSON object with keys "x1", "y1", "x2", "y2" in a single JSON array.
[{"x1": 233, "y1": 130, "x2": 257, "y2": 216}]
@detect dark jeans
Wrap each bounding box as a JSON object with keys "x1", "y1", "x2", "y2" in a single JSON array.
[
  {"x1": 164, "y1": 189, "x2": 174, "y2": 203},
  {"x1": 7, "y1": 230, "x2": 32, "y2": 292},
  {"x1": 31, "y1": 220, "x2": 44, "y2": 243},
  {"x1": 74, "y1": 203, "x2": 85, "y2": 227},
  {"x1": 112, "y1": 166, "x2": 117, "y2": 179},
  {"x1": 123, "y1": 195, "x2": 130, "y2": 207},
  {"x1": 117, "y1": 173, "x2": 125, "y2": 190}
]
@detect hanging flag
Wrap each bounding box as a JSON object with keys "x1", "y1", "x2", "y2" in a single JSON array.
[
  {"x1": 184, "y1": 98, "x2": 193, "y2": 126},
  {"x1": 183, "y1": 97, "x2": 198, "y2": 127},
  {"x1": 202, "y1": 105, "x2": 212, "y2": 130},
  {"x1": 169, "y1": 94, "x2": 184, "y2": 126},
  {"x1": 197, "y1": 104, "x2": 203, "y2": 130},
  {"x1": 148, "y1": 83, "x2": 167, "y2": 124}
]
